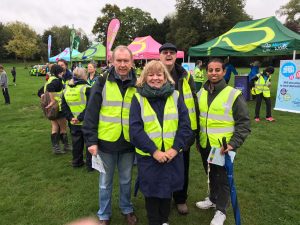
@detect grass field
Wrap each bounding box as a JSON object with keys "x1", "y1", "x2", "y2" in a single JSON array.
[{"x1": 0, "y1": 63, "x2": 299, "y2": 225}]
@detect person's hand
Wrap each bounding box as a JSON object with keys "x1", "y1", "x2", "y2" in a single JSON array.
[
  {"x1": 45, "y1": 101, "x2": 54, "y2": 109},
  {"x1": 165, "y1": 148, "x2": 178, "y2": 162},
  {"x1": 221, "y1": 144, "x2": 234, "y2": 154},
  {"x1": 153, "y1": 150, "x2": 168, "y2": 163},
  {"x1": 88, "y1": 145, "x2": 98, "y2": 156}
]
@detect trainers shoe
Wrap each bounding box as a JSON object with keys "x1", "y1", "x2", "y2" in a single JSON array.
[
  {"x1": 196, "y1": 197, "x2": 216, "y2": 209},
  {"x1": 266, "y1": 117, "x2": 275, "y2": 122},
  {"x1": 177, "y1": 203, "x2": 188, "y2": 214},
  {"x1": 210, "y1": 210, "x2": 226, "y2": 225},
  {"x1": 255, "y1": 118, "x2": 260, "y2": 122}
]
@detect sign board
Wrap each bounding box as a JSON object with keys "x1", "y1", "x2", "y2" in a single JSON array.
[{"x1": 274, "y1": 60, "x2": 300, "y2": 113}]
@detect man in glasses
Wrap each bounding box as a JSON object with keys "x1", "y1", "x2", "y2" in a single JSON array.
[{"x1": 159, "y1": 43, "x2": 199, "y2": 215}]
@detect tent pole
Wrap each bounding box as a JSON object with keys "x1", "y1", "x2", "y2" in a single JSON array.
[
  {"x1": 188, "y1": 56, "x2": 190, "y2": 63},
  {"x1": 293, "y1": 50, "x2": 296, "y2": 60}
]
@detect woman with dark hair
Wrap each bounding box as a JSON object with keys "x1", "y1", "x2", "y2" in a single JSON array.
[
  {"x1": 43, "y1": 64, "x2": 71, "y2": 154},
  {"x1": 196, "y1": 58, "x2": 250, "y2": 225}
]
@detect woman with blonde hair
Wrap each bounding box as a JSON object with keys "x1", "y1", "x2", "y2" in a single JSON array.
[
  {"x1": 129, "y1": 60, "x2": 192, "y2": 225},
  {"x1": 62, "y1": 67, "x2": 92, "y2": 170}
]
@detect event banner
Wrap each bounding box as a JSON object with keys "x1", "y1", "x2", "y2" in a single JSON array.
[
  {"x1": 106, "y1": 18, "x2": 120, "y2": 63},
  {"x1": 274, "y1": 60, "x2": 300, "y2": 113},
  {"x1": 48, "y1": 35, "x2": 51, "y2": 60}
]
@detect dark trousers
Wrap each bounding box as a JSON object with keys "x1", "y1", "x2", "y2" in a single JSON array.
[
  {"x1": 200, "y1": 146, "x2": 230, "y2": 214},
  {"x1": 2, "y1": 88, "x2": 10, "y2": 104},
  {"x1": 173, "y1": 147, "x2": 190, "y2": 204},
  {"x1": 145, "y1": 197, "x2": 171, "y2": 225},
  {"x1": 255, "y1": 93, "x2": 272, "y2": 118},
  {"x1": 12, "y1": 75, "x2": 16, "y2": 83},
  {"x1": 71, "y1": 127, "x2": 92, "y2": 168}
]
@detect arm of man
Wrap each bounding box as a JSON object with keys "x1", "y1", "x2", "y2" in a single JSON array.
[
  {"x1": 171, "y1": 95, "x2": 193, "y2": 152},
  {"x1": 82, "y1": 78, "x2": 105, "y2": 148}
]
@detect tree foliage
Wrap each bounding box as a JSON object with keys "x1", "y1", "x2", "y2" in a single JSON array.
[
  {"x1": 41, "y1": 26, "x2": 90, "y2": 57},
  {"x1": 0, "y1": 23, "x2": 13, "y2": 59},
  {"x1": 92, "y1": 4, "x2": 158, "y2": 46},
  {"x1": 167, "y1": 0, "x2": 251, "y2": 52},
  {"x1": 276, "y1": 0, "x2": 300, "y2": 33},
  {"x1": 5, "y1": 21, "x2": 40, "y2": 61}
]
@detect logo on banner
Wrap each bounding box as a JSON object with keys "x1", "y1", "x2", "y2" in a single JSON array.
[{"x1": 281, "y1": 62, "x2": 296, "y2": 77}]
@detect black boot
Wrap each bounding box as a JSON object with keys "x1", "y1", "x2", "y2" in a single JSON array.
[
  {"x1": 51, "y1": 133, "x2": 66, "y2": 154},
  {"x1": 60, "y1": 133, "x2": 72, "y2": 152}
]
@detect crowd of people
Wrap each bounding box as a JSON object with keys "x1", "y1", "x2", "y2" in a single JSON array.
[{"x1": 1, "y1": 43, "x2": 280, "y2": 225}]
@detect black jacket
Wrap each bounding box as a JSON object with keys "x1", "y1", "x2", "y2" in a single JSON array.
[
  {"x1": 82, "y1": 67, "x2": 137, "y2": 153},
  {"x1": 201, "y1": 79, "x2": 251, "y2": 150}
]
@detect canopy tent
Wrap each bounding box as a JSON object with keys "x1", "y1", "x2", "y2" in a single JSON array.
[
  {"x1": 72, "y1": 43, "x2": 106, "y2": 61},
  {"x1": 128, "y1": 36, "x2": 184, "y2": 59},
  {"x1": 49, "y1": 48, "x2": 80, "y2": 62},
  {"x1": 189, "y1": 16, "x2": 300, "y2": 57}
]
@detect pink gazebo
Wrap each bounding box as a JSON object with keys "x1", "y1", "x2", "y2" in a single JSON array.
[{"x1": 128, "y1": 36, "x2": 184, "y2": 59}]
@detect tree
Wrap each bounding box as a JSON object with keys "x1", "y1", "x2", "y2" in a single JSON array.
[
  {"x1": 42, "y1": 26, "x2": 90, "y2": 57},
  {"x1": 167, "y1": 0, "x2": 251, "y2": 52},
  {"x1": 0, "y1": 23, "x2": 13, "y2": 60},
  {"x1": 276, "y1": 0, "x2": 300, "y2": 33},
  {"x1": 5, "y1": 21, "x2": 40, "y2": 62},
  {"x1": 137, "y1": 16, "x2": 172, "y2": 44},
  {"x1": 92, "y1": 4, "x2": 158, "y2": 46}
]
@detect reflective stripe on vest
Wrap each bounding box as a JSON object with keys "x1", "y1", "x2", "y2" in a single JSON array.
[
  {"x1": 44, "y1": 76, "x2": 63, "y2": 110},
  {"x1": 198, "y1": 86, "x2": 241, "y2": 148},
  {"x1": 98, "y1": 79, "x2": 136, "y2": 142},
  {"x1": 255, "y1": 74, "x2": 271, "y2": 97},
  {"x1": 135, "y1": 91, "x2": 179, "y2": 156},
  {"x1": 183, "y1": 72, "x2": 197, "y2": 130},
  {"x1": 64, "y1": 84, "x2": 87, "y2": 125}
]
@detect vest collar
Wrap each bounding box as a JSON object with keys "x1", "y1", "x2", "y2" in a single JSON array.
[{"x1": 204, "y1": 79, "x2": 227, "y2": 94}]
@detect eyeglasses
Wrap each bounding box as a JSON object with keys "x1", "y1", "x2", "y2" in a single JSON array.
[{"x1": 161, "y1": 50, "x2": 176, "y2": 55}]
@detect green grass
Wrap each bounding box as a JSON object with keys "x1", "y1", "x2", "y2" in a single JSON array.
[{"x1": 0, "y1": 64, "x2": 299, "y2": 225}]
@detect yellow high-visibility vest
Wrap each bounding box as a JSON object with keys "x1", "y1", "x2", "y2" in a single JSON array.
[
  {"x1": 182, "y1": 72, "x2": 197, "y2": 130},
  {"x1": 44, "y1": 76, "x2": 63, "y2": 110},
  {"x1": 255, "y1": 73, "x2": 271, "y2": 97},
  {"x1": 198, "y1": 86, "x2": 241, "y2": 148},
  {"x1": 64, "y1": 84, "x2": 88, "y2": 125},
  {"x1": 98, "y1": 79, "x2": 136, "y2": 142},
  {"x1": 135, "y1": 91, "x2": 179, "y2": 156},
  {"x1": 194, "y1": 67, "x2": 205, "y2": 82}
]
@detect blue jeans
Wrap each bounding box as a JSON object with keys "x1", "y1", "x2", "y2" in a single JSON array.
[{"x1": 97, "y1": 151, "x2": 135, "y2": 220}]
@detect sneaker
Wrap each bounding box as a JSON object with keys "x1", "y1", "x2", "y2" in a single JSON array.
[
  {"x1": 124, "y1": 212, "x2": 137, "y2": 225},
  {"x1": 266, "y1": 117, "x2": 275, "y2": 122},
  {"x1": 176, "y1": 203, "x2": 188, "y2": 214},
  {"x1": 196, "y1": 197, "x2": 216, "y2": 209},
  {"x1": 254, "y1": 118, "x2": 260, "y2": 122},
  {"x1": 210, "y1": 210, "x2": 226, "y2": 225},
  {"x1": 162, "y1": 223, "x2": 169, "y2": 225}
]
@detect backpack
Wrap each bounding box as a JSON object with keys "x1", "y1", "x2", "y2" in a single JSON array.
[{"x1": 40, "y1": 91, "x2": 59, "y2": 120}]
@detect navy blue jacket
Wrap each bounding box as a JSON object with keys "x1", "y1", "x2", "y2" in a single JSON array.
[{"x1": 129, "y1": 92, "x2": 193, "y2": 198}]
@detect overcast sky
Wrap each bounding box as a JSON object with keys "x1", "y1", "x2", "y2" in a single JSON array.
[{"x1": 0, "y1": 0, "x2": 289, "y2": 40}]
